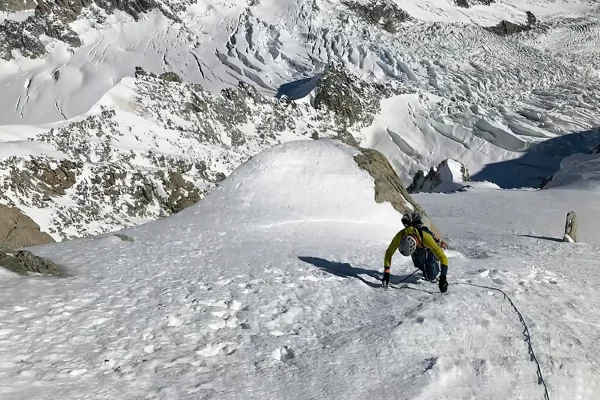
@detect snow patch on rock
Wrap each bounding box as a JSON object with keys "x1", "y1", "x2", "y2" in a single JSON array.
[{"x1": 408, "y1": 159, "x2": 471, "y2": 193}]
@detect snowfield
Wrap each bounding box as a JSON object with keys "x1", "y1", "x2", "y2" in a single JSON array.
[
  {"x1": 1, "y1": 139, "x2": 600, "y2": 399},
  {"x1": 3, "y1": 1, "x2": 600, "y2": 397}
]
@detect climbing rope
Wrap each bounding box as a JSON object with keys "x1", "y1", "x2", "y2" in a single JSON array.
[
  {"x1": 388, "y1": 270, "x2": 550, "y2": 400},
  {"x1": 395, "y1": 269, "x2": 420, "y2": 284},
  {"x1": 457, "y1": 282, "x2": 550, "y2": 400}
]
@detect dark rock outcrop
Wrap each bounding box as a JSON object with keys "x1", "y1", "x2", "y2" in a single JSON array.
[
  {"x1": 484, "y1": 12, "x2": 538, "y2": 36},
  {"x1": 114, "y1": 234, "x2": 134, "y2": 242},
  {"x1": 485, "y1": 20, "x2": 532, "y2": 36},
  {"x1": 408, "y1": 159, "x2": 470, "y2": 193},
  {"x1": 343, "y1": 0, "x2": 412, "y2": 33},
  {"x1": 314, "y1": 62, "x2": 387, "y2": 129},
  {"x1": 0, "y1": 0, "x2": 186, "y2": 61},
  {"x1": 0, "y1": 204, "x2": 63, "y2": 276},
  {"x1": 0, "y1": 248, "x2": 65, "y2": 276},
  {"x1": 353, "y1": 147, "x2": 424, "y2": 214},
  {"x1": 526, "y1": 11, "x2": 537, "y2": 26},
  {"x1": 352, "y1": 145, "x2": 444, "y2": 237},
  {"x1": 159, "y1": 72, "x2": 183, "y2": 83},
  {"x1": 0, "y1": 14, "x2": 80, "y2": 60},
  {"x1": 454, "y1": 0, "x2": 494, "y2": 8},
  {"x1": 0, "y1": 0, "x2": 36, "y2": 11},
  {"x1": 0, "y1": 204, "x2": 54, "y2": 249}
]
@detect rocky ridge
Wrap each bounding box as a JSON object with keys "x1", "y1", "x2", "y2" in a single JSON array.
[
  {"x1": 0, "y1": 204, "x2": 55, "y2": 248},
  {"x1": 0, "y1": 204, "x2": 65, "y2": 276}
]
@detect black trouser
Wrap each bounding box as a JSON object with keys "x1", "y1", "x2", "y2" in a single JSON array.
[{"x1": 411, "y1": 248, "x2": 440, "y2": 282}]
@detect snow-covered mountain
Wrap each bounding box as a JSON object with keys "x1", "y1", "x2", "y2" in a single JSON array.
[
  {"x1": 3, "y1": 0, "x2": 600, "y2": 239},
  {"x1": 0, "y1": 63, "x2": 388, "y2": 240},
  {"x1": 3, "y1": 138, "x2": 600, "y2": 399}
]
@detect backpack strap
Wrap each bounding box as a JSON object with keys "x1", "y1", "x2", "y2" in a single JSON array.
[{"x1": 417, "y1": 226, "x2": 442, "y2": 247}]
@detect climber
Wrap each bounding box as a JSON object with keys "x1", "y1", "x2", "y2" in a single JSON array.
[{"x1": 382, "y1": 211, "x2": 449, "y2": 293}]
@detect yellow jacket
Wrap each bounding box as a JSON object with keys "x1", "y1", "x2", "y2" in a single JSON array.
[{"x1": 384, "y1": 226, "x2": 448, "y2": 268}]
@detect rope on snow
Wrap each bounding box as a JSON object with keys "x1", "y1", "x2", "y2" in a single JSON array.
[
  {"x1": 388, "y1": 270, "x2": 550, "y2": 400},
  {"x1": 457, "y1": 282, "x2": 551, "y2": 400}
]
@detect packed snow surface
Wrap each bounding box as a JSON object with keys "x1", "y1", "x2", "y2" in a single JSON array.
[{"x1": 1, "y1": 140, "x2": 600, "y2": 399}]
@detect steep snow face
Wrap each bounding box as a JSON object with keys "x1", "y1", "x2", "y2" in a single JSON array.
[
  {"x1": 542, "y1": 153, "x2": 600, "y2": 190},
  {"x1": 3, "y1": 140, "x2": 600, "y2": 399}
]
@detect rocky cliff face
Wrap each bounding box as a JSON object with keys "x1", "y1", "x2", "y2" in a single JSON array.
[
  {"x1": 342, "y1": 0, "x2": 412, "y2": 33},
  {"x1": 354, "y1": 146, "x2": 424, "y2": 214},
  {"x1": 0, "y1": 204, "x2": 63, "y2": 277},
  {"x1": 454, "y1": 0, "x2": 494, "y2": 8},
  {"x1": 0, "y1": 0, "x2": 36, "y2": 12},
  {"x1": 0, "y1": 204, "x2": 55, "y2": 248}
]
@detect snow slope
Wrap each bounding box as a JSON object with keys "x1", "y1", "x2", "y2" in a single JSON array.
[
  {"x1": 2, "y1": 139, "x2": 600, "y2": 399},
  {"x1": 542, "y1": 152, "x2": 600, "y2": 190},
  {"x1": 0, "y1": 10, "x2": 33, "y2": 23}
]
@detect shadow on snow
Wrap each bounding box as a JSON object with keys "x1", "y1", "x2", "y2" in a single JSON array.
[
  {"x1": 297, "y1": 256, "x2": 421, "y2": 287},
  {"x1": 275, "y1": 75, "x2": 322, "y2": 100},
  {"x1": 518, "y1": 234, "x2": 565, "y2": 243},
  {"x1": 472, "y1": 128, "x2": 600, "y2": 189}
]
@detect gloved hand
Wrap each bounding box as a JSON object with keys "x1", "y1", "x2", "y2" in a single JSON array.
[
  {"x1": 439, "y1": 275, "x2": 448, "y2": 293},
  {"x1": 440, "y1": 240, "x2": 448, "y2": 250},
  {"x1": 382, "y1": 269, "x2": 390, "y2": 288}
]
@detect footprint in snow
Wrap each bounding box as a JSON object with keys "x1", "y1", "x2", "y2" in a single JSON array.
[
  {"x1": 202, "y1": 299, "x2": 245, "y2": 331},
  {"x1": 264, "y1": 306, "x2": 304, "y2": 336},
  {"x1": 272, "y1": 346, "x2": 295, "y2": 363},
  {"x1": 196, "y1": 342, "x2": 237, "y2": 358},
  {"x1": 215, "y1": 278, "x2": 232, "y2": 285}
]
